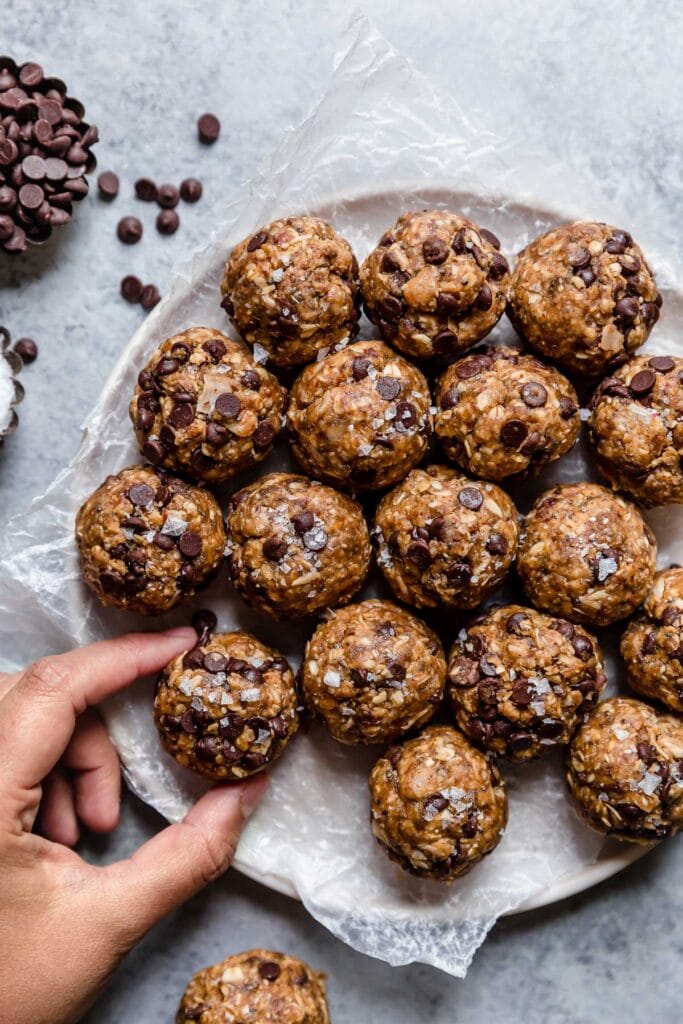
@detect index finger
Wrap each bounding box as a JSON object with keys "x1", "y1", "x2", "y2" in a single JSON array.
[{"x1": 0, "y1": 627, "x2": 196, "y2": 790}]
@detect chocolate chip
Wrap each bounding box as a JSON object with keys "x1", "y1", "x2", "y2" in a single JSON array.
[
  {"x1": 156, "y1": 208, "x2": 179, "y2": 235},
  {"x1": 614, "y1": 296, "x2": 639, "y2": 321},
  {"x1": 253, "y1": 422, "x2": 275, "y2": 449},
  {"x1": 617, "y1": 802, "x2": 643, "y2": 821},
  {"x1": 559, "y1": 396, "x2": 578, "y2": 419},
  {"x1": 572, "y1": 634, "x2": 592, "y2": 659},
  {"x1": 153, "y1": 532, "x2": 174, "y2": 551},
  {"x1": 641, "y1": 632, "x2": 656, "y2": 656},
  {"x1": 601, "y1": 378, "x2": 631, "y2": 399},
  {"x1": 424, "y1": 794, "x2": 449, "y2": 815},
  {"x1": 128, "y1": 483, "x2": 155, "y2": 506},
  {"x1": 178, "y1": 563, "x2": 197, "y2": 590},
  {"x1": 506, "y1": 611, "x2": 527, "y2": 634},
  {"x1": 571, "y1": 247, "x2": 591, "y2": 270},
  {"x1": 642, "y1": 302, "x2": 660, "y2": 326},
  {"x1": 480, "y1": 228, "x2": 501, "y2": 250},
  {"x1": 135, "y1": 177, "x2": 157, "y2": 201},
  {"x1": 578, "y1": 268, "x2": 596, "y2": 287},
  {"x1": 100, "y1": 569, "x2": 125, "y2": 596},
  {"x1": 259, "y1": 961, "x2": 281, "y2": 981},
  {"x1": 198, "y1": 112, "x2": 220, "y2": 144},
  {"x1": 406, "y1": 540, "x2": 432, "y2": 569},
  {"x1": 203, "y1": 337, "x2": 226, "y2": 362},
  {"x1": 500, "y1": 419, "x2": 528, "y2": 448},
  {"x1": 433, "y1": 329, "x2": 458, "y2": 354},
  {"x1": 456, "y1": 356, "x2": 491, "y2": 379},
  {"x1": 121, "y1": 515, "x2": 146, "y2": 531},
  {"x1": 241, "y1": 369, "x2": 261, "y2": 390},
  {"x1": 157, "y1": 183, "x2": 179, "y2": 209},
  {"x1": 476, "y1": 284, "x2": 493, "y2": 310},
  {"x1": 215, "y1": 392, "x2": 241, "y2": 418},
  {"x1": 605, "y1": 235, "x2": 627, "y2": 255},
  {"x1": 202, "y1": 651, "x2": 227, "y2": 674},
  {"x1": 18, "y1": 183, "x2": 44, "y2": 210},
  {"x1": 378, "y1": 295, "x2": 403, "y2": 322},
  {"x1": 520, "y1": 381, "x2": 547, "y2": 407},
  {"x1": 97, "y1": 170, "x2": 119, "y2": 199},
  {"x1": 179, "y1": 531, "x2": 202, "y2": 558},
  {"x1": 489, "y1": 252, "x2": 509, "y2": 280},
  {"x1": 206, "y1": 422, "x2": 229, "y2": 446},
  {"x1": 395, "y1": 400, "x2": 417, "y2": 429},
  {"x1": 179, "y1": 177, "x2": 202, "y2": 203},
  {"x1": 246, "y1": 229, "x2": 267, "y2": 253},
  {"x1": 291, "y1": 511, "x2": 314, "y2": 534},
  {"x1": 629, "y1": 369, "x2": 656, "y2": 396},
  {"x1": 376, "y1": 375, "x2": 401, "y2": 401},
  {"x1": 169, "y1": 402, "x2": 194, "y2": 428},
  {"x1": 140, "y1": 284, "x2": 161, "y2": 310},
  {"x1": 120, "y1": 275, "x2": 143, "y2": 303},
  {"x1": 458, "y1": 487, "x2": 483, "y2": 511},
  {"x1": 117, "y1": 215, "x2": 143, "y2": 244},
  {"x1": 352, "y1": 356, "x2": 370, "y2": 381},
  {"x1": 157, "y1": 357, "x2": 179, "y2": 376},
  {"x1": 649, "y1": 356, "x2": 675, "y2": 373},
  {"x1": 485, "y1": 532, "x2": 508, "y2": 556},
  {"x1": 510, "y1": 679, "x2": 532, "y2": 707},
  {"x1": 12, "y1": 337, "x2": 38, "y2": 364},
  {"x1": 538, "y1": 719, "x2": 564, "y2": 740},
  {"x1": 440, "y1": 387, "x2": 459, "y2": 410},
  {"x1": 435, "y1": 292, "x2": 460, "y2": 319},
  {"x1": 508, "y1": 731, "x2": 534, "y2": 752},
  {"x1": 423, "y1": 236, "x2": 449, "y2": 264},
  {"x1": 446, "y1": 562, "x2": 472, "y2": 585},
  {"x1": 263, "y1": 536, "x2": 287, "y2": 561}
]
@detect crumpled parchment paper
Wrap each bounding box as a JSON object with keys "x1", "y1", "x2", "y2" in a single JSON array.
[{"x1": 1, "y1": 13, "x2": 682, "y2": 977}]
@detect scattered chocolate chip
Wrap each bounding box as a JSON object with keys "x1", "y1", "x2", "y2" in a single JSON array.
[
  {"x1": 642, "y1": 302, "x2": 660, "y2": 326},
  {"x1": 423, "y1": 236, "x2": 449, "y2": 264},
  {"x1": 456, "y1": 356, "x2": 491, "y2": 379},
  {"x1": 202, "y1": 651, "x2": 228, "y2": 674},
  {"x1": 485, "y1": 532, "x2": 508, "y2": 556},
  {"x1": 614, "y1": 296, "x2": 639, "y2": 322},
  {"x1": 117, "y1": 215, "x2": 143, "y2": 244},
  {"x1": 215, "y1": 392, "x2": 241, "y2": 418},
  {"x1": 572, "y1": 634, "x2": 592, "y2": 659},
  {"x1": 157, "y1": 183, "x2": 179, "y2": 209},
  {"x1": 352, "y1": 356, "x2": 370, "y2": 381},
  {"x1": 641, "y1": 632, "x2": 656, "y2": 656},
  {"x1": 259, "y1": 961, "x2": 281, "y2": 982},
  {"x1": 156, "y1": 208, "x2": 179, "y2": 235},
  {"x1": 169, "y1": 402, "x2": 194, "y2": 428},
  {"x1": 12, "y1": 337, "x2": 38, "y2": 364},
  {"x1": 458, "y1": 486, "x2": 483, "y2": 511},
  {"x1": 179, "y1": 531, "x2": 202, "y2": 558},
  {"x1": 197, "y1": 112, "x2": 220, "y2": 144},
  {"x1": 508, "y1": 731, "x2": 534, "y2": 752},
  {"x1": 153, "y1": 531, "x2": 174, "y2": 551},
  {"x1": 538, "y1": 719, "x2": 564, "y2": 740},
  {"x1": 480, "y1": 227, "x2": 500, "y2": 250},
  {"x1": 440, "y1": 387, "x2": 459, "y2": 410},
  {"x1": 559, "y1": 396, "x2": 578, "y2": 418},
  {"x1": 446, "y1": 562, "x2": 472, "y2": 585},
  {"x1": 140, "y1": 284, "x2": 161, "y2": 310},
  {"x1": 378, "y1": 295, "x2": 403, "y2": 322},
  {"x1": 649, "y1": 356, "x2": 675, "y2": 373},
  {"x1": 203, "y1": 337, "x2": 226, "y2": 362},
  {"x1": 263, "y1": 536, "x2": 287, "y2": 561},
  {"x1": 100, "y1": 569, "x2": 125, "y2": 596},
  {"x1": 424, "y1": 794, "x2": 449, "y2": 815},
  {"x1": 629, "y1": 369, "x2": 656, "y2": 396},
  {"x1": 157, "y1": 357, "x2": 179, "y2": 376},
  {"x1": 570, "y1": 247, "x2": 591, "y2": 270},
  {"x1": 376, "y1": 375, "x2": 401, "y2": 401},
  {"x1": 605, "y1": 235, "x2": 627, "y2": 255},
  {"x1": 291, "y1": 511, "x2": 314, "y2": 534},
  {"x1": 510, "y1": 679, "x2": 532, "y2": 707},
  {"x1": 179, "y1": 177, "x2": 202, "y2": 203},
  {"x1": 97, "y1": 170, "x2": 119, "y2": 199},
  {"x1": 253, "y1": 421, "x2": 276, "y2": 449},
  {"x1": 406, "y1": 540, "x2": 432, "y2": 570},
  {"x1": 500, "y1": 419, "x2": 528, "y2": 448},
  {"x1": 506, "y1": 611, "x2": 527, "y2": 634},
  {"x1": 205, "y1": 421, "x2": 229, "y2": 446},
  {"x1": 120, "y1": 274, "x2": 143, "y2": 303},
  {"x1": 433, "y1": 329, "x2": 458, "y2": 354},
  {"x1": 578, "y1": 267, "x2": 596, "y2": 287},
  {"x1": 133, "y1": 178, "x2": 157, "y2": 203},
  {"x1": 128, "y1": 483, "x2": 155, "y2": 506},
  {"x1": 520, "y1": 381, "x2": 547, "y2": 408},
  {"x1": 142, "y1": 438, "x2": 165, "y2": 462},
  {"x1": 476, "y1": 284, "x2": 493, "y2": 310},
  {"x1": 247, "y1": 229, "x2": 267, "y2": 252},
  {"x1": 241, "y1": 369, "x2": 261, "y2": 390}
]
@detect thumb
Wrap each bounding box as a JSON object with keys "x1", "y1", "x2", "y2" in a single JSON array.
[{"x1": 103, "y1": 774, "x2": 268, "y2": 944}]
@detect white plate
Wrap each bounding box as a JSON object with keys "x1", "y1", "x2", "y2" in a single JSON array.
[{"x1": 84, "y1": 183, "x2": 683, "y2": 932}]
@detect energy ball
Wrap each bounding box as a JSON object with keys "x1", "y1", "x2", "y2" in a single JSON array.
[
  {"x1": 220, "y1": 215, "x2": 359, "y2": 367},
  {"x1": 360, "y1": 210, "x2": 509, "y2": 360},
  {"x1": 225, "y1": 472, "x2": 371, "y2": 619},
  {"x1": 566, "y1": 697, "x2": 683, "y2": 842},
  {"x1": 176, "y1": 949, "x2": 329, "y2": 1024},
  {"x1": 76, "y1": 465, "x2": 225, "y2": 615},
  {"x1": 130, "y1": 327, "x2": 286, "y2": 484},
  {"x1": 587, "y1": 354, "x2": 683, "y2": 507},
  {"x1": 154, "y1": 631, "x2": 298, "y2": 780},
  {"x1": 448, "y1": 605, "x2": 606, "y2": 762},
  {"x1": 301, "y1": 599, "x2": 446, "y2": 745},
  {"x1": 369, "y1": 724, "x2": 507, "y2": 880},
  {"x1": 286, "y1": 339, "x2": 432, "y2": 492},
  {"x1": 621, "y1": 568, "x2": 683, "y2": 714},
  {"x1": 435, "y1": 345, "x2": 580, "y2": 480},
  {"x1": 518, "y1": 482, "x2": 656, "y2": 627},
  {"x1": 374, "y1": 465, "x2": 519, "y2": 610},
  {"x1": 508, "y1": 221, "x2": 661, "y2": 377}
]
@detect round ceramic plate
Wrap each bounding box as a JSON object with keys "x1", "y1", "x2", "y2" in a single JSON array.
[{"x1": 85, "y1": 184, "x2": 682, "y2": 922}]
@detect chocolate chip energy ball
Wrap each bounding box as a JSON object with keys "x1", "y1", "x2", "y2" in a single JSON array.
[
  {"x1": 566, "y1": 697, "x2": 683, "y2": 842},
  {"x1": 518, "y1": 482, "x2": 656, "y2": 627},
  {"x1": 508, "y1": 221, "x2": 661, "y2": 376},
  {"x1": 369, "y1": 725, "x2": 507, "y2": 880},
  {"x1": 225, "y1": 473, "x2": 370, "y2": 619},
  {"x1": 587, "y1": 354, "x2": 683, "y2": 507},
  {"x1": 76, "y1": 465, "x2": 225, "y2": 614},
  {"x1": 621, "y1": 568, "x2": 683, "y2": 714},
  {"x1": 130, "y1": 327, "x2": 286, "y2": 484},
  {"x1": 374, "y1": 465, "x2": 519, "y2": 610},
  {"x1": 220, "y1": 216, "x2": 359, "y2": 367},
  {"x1": 286, "y1": 339, "x2": 432, "y2": 492},
  {"x1": 435, "y1": 345, "x2": 580, "y2": 481},
  {"x1": 360, "y1": 210, "x2": 509, "y2": 360},
  {"x1": 154, "y1": 632, "x2": 298, "y2": 780},
  {"x1": 448, "y1": 605, "x2": 605, "y2": 762},
  {"x1": 302, "y1": 599, "x2": 445, "y2": 745},
  {"x1": 176, "y1": 950, "x2": 329, "y2": 1024}
]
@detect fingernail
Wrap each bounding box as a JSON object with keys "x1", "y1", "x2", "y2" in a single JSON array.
[
  {"x1": 163, "y1": 626, "x2": 198, "y2": 642},
  {"x1": 240, "y1": 773, "x2": 269, "y2": 821}
]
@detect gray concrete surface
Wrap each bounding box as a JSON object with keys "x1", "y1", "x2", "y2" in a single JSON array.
[{"x1": 2, "y1": 1, "x2": 682, "y2": 1020}]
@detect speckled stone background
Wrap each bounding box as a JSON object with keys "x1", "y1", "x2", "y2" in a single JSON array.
[{"x1": 2, "y1": 1, "x2": 683, "y2": 1020}]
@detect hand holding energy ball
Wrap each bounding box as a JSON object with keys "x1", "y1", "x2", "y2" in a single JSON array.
[{"x1": 0, "y1": 628, "x2": 267, "y2": 1024}]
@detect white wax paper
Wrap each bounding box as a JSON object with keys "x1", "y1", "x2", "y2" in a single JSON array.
[{"x1": 1, "y1": 14, "x2": 682, "y2": 977}]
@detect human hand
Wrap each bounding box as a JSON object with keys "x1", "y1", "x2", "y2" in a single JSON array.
[{"x1": 0, "y1": 629, "x2": 268, "y2": 1024}]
